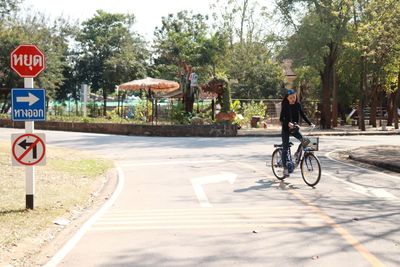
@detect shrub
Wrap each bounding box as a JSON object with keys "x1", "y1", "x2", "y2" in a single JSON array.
[
  {"x1": 171, "y1": 102, "x2": 195, "y2": 124},
  {"x1": 243, "y1": 101, "x2": 267, "y2": 125}
]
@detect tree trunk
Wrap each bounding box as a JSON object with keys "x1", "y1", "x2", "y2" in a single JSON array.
[
  {"x1": 184, "y1": 84, "x2": 195, "y2": 113},
  {"x1": 369, "y1": 83, "x2": 378, "y2": 127},
  {"x1": 103, "y1": 90, "x2": 107, "y2": 116},
  {"x1": 75, "y1": 99, "x2": 79, "y2": 116},
  {"x1": 239, "y1": 0, "x2": 249, "y2": 44},
  {"x1": 358, "y1": 56, "x2": 367, "y2": 131},
  {"x1": 73, "y1": 87, "x2": 79, "y2": 116},
  {"x1": 320, "y1": 67, "x2": 332, "y2": 129},
  {"x1": 211, "y1": 99, "x2": 215, "y2": 121},
  {"x1": 117, "y1": 90, "x2": 121, "y2": 116},
  {"x1": 319, "y1": 42, "x2": 337, "y2": 129},
  {"x1": 332, "y1": 67, "x2": 338, "y2": 127},
  {"x1": 394, "y1": 71, "x2": 399, "y2": 129},
  {"x1": 121, "y1": 92, "x2": 125, "y2": 119},
  {"x1": 387, "y1": 92, "x2": 394, "y2": 126},
  {"x1": 181, "y1": 64, "x2": 195, "y2": 113}
]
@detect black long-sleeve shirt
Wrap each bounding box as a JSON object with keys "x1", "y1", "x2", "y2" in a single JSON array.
[{"x1": 280, "y1": 102, "x2": 312, "y2": 131}]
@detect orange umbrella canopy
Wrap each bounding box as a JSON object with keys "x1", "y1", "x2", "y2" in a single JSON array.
[{"x1": 118, "y1": 77, "x2": 180, "y2": 92}]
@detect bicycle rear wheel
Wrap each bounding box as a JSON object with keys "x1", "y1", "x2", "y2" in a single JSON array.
[
  {"x1": 271, "y1": 148, "x2": 285, "y2": 180},
  {"x1": 300, "y1": 153, "x2": 321, "y2": 187}
]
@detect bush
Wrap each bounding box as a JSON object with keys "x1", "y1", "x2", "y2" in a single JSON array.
[
  {"x1": 243, "y1": 101, "x2": 267, "y2": 125},
  {"x1": 171, "y1": 102, "x2": 195, "y2": 124},
  {"x1": 133, "y1": 99, "x2": 148, "y2": 122}
]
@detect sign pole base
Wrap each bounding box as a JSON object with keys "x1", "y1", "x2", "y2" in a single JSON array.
[{"x1": 26, "y1": 195, "x2": 34, "y2": 210}]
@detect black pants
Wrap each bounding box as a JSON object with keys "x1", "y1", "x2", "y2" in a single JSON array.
[{"x1": 281, "y1": 129, "x2": 303, "y2": 167}]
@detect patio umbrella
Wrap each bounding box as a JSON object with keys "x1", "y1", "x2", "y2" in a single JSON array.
[
  {"x1": 118, "y1": 77, "x2": 180, "y2": 92},
  {"x1": 118, "y1": 77, "x2": 180, "y2": 124}
]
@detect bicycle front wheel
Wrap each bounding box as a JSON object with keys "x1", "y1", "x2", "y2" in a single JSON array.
[
  {"x1": 271, "y1": 148, "x2": 285, "y2": 180},
  {"x1": 300, "y1": 153, "x2": 321, "y2": 187}
]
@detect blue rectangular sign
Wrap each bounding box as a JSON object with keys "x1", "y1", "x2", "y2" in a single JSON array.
[{"x1": 12, "y1": 88, "x2": 46, "y2": 121}]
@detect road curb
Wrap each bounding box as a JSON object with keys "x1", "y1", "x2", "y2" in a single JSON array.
[{"x1": 38, "y1": 167, "x2": 121, "y2": 266}]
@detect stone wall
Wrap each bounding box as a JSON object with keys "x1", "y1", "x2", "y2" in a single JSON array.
[{"x1": 0, "y1": 119, "x2": 237, "y2": 137}]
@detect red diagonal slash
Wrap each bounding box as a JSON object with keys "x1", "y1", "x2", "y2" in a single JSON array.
[{"x1": 17, "y1": 138, "x2": 41, "y2": 161}]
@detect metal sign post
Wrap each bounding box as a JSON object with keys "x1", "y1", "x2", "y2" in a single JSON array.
[
  {"x1": 10, "y1": 44, "x2": 46, "y2": 210},
  {"x1": 24, "y1": 78, "x2": 35, "y2": 209}
]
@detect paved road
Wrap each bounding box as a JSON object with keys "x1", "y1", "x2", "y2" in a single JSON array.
[{"x1": 1, "y1": 129, "x2": 399, "y2": 267}]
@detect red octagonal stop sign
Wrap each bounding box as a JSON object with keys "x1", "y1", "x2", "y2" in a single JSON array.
[{"x1": 10, "y1": 44, "x2": 46, "y2": 78}]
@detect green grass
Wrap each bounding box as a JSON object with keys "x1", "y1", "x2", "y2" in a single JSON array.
[
  {"x1": 0, "y1": 142, "x2": 114, "y2": 265},
  {"x1": 49, "y1": 158, "x2": 112, "y2": 177}
]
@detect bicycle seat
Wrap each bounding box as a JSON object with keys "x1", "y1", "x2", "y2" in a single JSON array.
[{"x1": 274, "y1": 142, "x2": 294, "y2": 148}]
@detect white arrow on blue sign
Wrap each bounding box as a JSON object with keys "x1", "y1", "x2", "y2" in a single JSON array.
[{"x1": 12, "y1": 88, "x2": 46, "y2": 121}]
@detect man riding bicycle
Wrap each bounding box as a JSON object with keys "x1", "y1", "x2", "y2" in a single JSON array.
[{"x1": 280, "y1": 89, "x2": 315, "y2": 177}]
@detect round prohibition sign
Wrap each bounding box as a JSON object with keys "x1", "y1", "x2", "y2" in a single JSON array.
[{"x1": 12, "y1": 133, "x2": 46, "y2": 166}]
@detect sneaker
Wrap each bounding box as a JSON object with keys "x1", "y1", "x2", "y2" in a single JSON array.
[{"x1": 283, "y1": 168, "x2": 290, "y2": 177}]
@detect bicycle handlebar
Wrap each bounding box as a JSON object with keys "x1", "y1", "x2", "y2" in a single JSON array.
[{"x1": 290, "y1": 123, "x2": 316, "y2": 135}]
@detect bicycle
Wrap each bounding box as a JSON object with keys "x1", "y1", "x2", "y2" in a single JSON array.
[{"x1": 270, "y1": 124, "x2": 321, "y2": 187}]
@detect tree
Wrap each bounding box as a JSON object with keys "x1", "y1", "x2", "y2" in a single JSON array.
[
  {"x1": 153, "y1": 11, "x2": 211, "y2": 79},
  {"x1": 229, "y1": 41, "x2": 285, "y2": 99},
  {"x1": 212, "y1": 0, "x2": 285, "y2": 99},
  {"x1": 153, "y1": 11, "x2": 226, "y2": 112},
  {"x1": 277, "y1": 0, "x2": 353, "y2": 129},
  {"x1": 76, "y1": 10, "x2": 147, "y2": 115},
  {"x1": 0, "y1": 0, "x2": 21, "y2": 17},
  {"x1": 0, "y1": 12, "x2": 73, "y2": 112},
  {"x1": 346, "y1": 0, "x2": 400, "y2": 129}
]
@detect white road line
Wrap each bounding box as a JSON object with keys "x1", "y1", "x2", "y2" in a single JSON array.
[
  {"x1": 118, "y1": 159, "x2": 224, "y2": 167},
  {"x1": 324, "y1": 172, "x2": 371, "y2": 197},
  {"x1": 324, "y1": 151, "x2": 399, "y2": 201},
  {"x1": 95, "y1": 218, "x2": 323, "y2": 225},
  {"x1": 99, "y1": 212, "x2": 313, "y2": 218},
  {"x1": 191, "y1": 172, "x2": 237, "y2": 208},
  {"x1": 105, "y1": 206, "x2": 311, "y2": 213},
  {"x1": 91, "y1": 206, "x2": 325, "y2": 231},
  {"x1": 370, "y1": 188, "x2": 398, "y2": 200},
  {"x1": 325, "y1": 172, "x2": 398, "y2": 200},
  {"x1": 97, "y1": 216, "x2": 320, "y2": 221},
  {"x1": 44, "y1": 167, "x2": 125, "y2": 267},
  {"x1": 90, "y1": 223, "x2": 323, "y2": 231},
  {"x1": 325, "y1": 150, "x2": 400, "y2": 181}
]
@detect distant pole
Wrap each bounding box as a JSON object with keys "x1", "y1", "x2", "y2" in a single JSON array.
[
  {"x1": 117, "y1": 86, "x2": 121, "y2": 117},
  {"x1": 81, "y1": 84, "x2": 88, "y2": 117},
  {"x1": 121, "y1": 92, "x2": 125, "y2": 119},
  {"x1": 67, "y1": 93, "x2": 71, "y2": 116}
]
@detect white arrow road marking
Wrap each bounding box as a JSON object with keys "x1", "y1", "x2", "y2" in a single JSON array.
[
  {"x1": 191, "y1": 172, "x2": 237, "y2": 208},
  {"x1": 17, "y1": 92, "x2": 39, "y2": 106}
]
